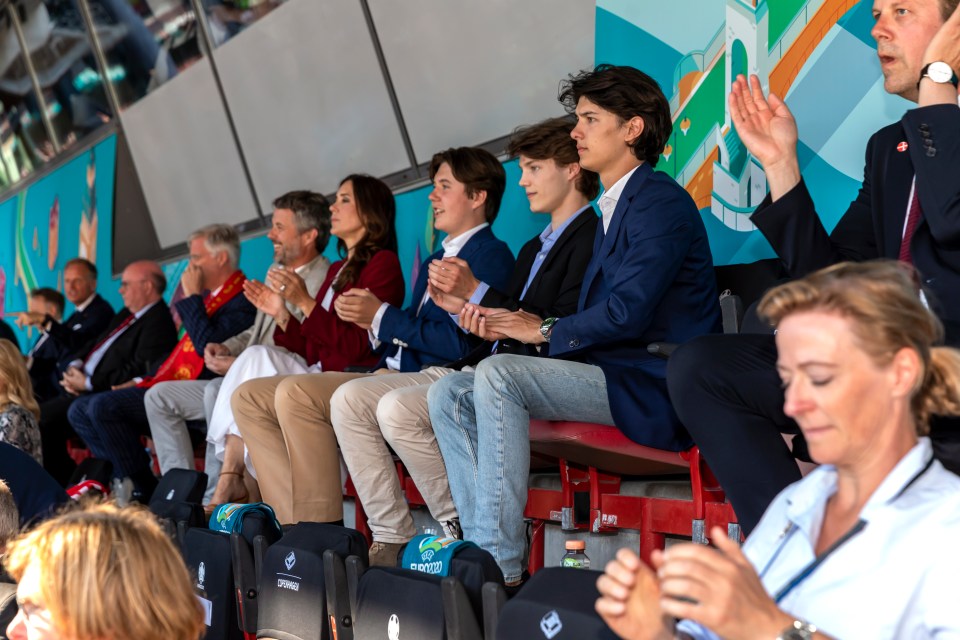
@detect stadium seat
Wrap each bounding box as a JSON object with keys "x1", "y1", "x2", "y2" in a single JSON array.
[
  {"x1": 256, "y1": 522, "x2": 367, "y2": 640},
  {"x1": 350, "y1": 564, "x2": 483, "y2": 640},
  {"x1": 494, "y1": 567, "x2": 616, "y2": 639}
]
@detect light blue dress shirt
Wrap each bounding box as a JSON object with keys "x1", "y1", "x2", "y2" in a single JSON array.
[{"x1": 677, "y1": 438, "x2": 960, "y2": 639}]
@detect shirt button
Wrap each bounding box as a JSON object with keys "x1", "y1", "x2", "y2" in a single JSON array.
[
  {"x1": 392, "y1": 338, "x2": 399, "y2": 345},
  {"x1": 569, "y1": 338, "x2": 580, "y2": 348}
]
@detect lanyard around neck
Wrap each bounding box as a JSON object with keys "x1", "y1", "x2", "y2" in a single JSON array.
[{"x1": 762, "y1": 454, "x2": 936, "y2": 604}]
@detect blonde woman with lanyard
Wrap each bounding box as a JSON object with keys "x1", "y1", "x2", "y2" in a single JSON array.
[{"x1": 596, "y1": 260, "x2": 960, "y2": 639}]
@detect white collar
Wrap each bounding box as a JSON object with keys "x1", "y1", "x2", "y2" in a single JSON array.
[
  {"x1": 598, "y1": 165, "x2": 641, "y2": 210},
  {"x1": 74, "y1": 293, "x2": 97, "y2": 313},
  {"x1": 441, "y1": 223, "x2": 489, "y2": 257},
  {"x1": 133, "y1": 300, "x2": 160, "y2": 320}
]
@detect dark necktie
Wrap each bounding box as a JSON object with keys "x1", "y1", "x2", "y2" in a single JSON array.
[
  {"x1": 83, "y1": 314, "x2": 136, "y2": 366},
  {"x1": 898, "y1": 186, "x2": 923, "y2": 264}
]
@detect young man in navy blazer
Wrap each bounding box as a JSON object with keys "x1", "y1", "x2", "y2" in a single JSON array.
[
  {"x1": 428, "y1": 65, "x2": 721, "y2": 585},
  {"x1": 231, "y1": 147, "x2": 514, "y2": 532},
  {"x1": 328, "y1": 119, "x2": 600, "y2": 565}
]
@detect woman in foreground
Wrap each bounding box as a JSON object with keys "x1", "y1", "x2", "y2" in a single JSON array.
[
  {"x1": 4, "y1": 502, "x2": 204, "y2": 640},
  {"x1": 596, "y1": 260, "x2": 960, "y2": 639}
]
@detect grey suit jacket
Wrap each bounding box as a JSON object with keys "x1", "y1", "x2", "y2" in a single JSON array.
[{"x1": 220, "y1": 254, "x2": 331, "y2": 355}]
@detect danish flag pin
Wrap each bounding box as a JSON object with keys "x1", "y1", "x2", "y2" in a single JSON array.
[{"x1": 897, "y1": 141, "x2": 909, "y2": 152}]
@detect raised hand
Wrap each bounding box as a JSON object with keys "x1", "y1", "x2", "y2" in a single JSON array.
[
  {"x1": 266, "y1": 267, "x2": 312, "y2": 311},
  {"x1": 428, "y1": 257, "x2": 481, "y2": 300},
  {"x1": 6, "y1": 311, "x2": 45, "y2": 328},
  {"x1": 243, "y1": 279, "x2": 284, "y2": 318},
  {"x1": 180, "y1": 263, "x2": 205, "y2": 297},
  {"x1": 729, "y1": 74, "x2": 800, "y2": 199},
  {"x1": 919, "y1": 2, "x2": 960, "y2": 105}
]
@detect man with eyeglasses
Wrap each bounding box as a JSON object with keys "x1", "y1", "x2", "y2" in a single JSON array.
[{"x1": 37, "y1": 260, "x2": 178, "y2": 486}]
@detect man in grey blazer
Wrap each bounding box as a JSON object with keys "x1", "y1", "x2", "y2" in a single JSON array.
[{"x1": 144, "y1": 191, "x2": 331, "y2": 501}]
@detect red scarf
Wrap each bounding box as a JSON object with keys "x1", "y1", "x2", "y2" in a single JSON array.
[{"x1": 137, "y1": 270, "x2": 246, "y2": 389}]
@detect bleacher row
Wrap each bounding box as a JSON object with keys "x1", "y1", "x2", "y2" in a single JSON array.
[{"x1": 44, "y1": 286, "x2": 751, "y2": 639}]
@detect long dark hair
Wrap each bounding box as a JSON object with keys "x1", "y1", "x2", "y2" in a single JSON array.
[{"x1": 333, "y1": 174, "x2": 398, "y2": 290}]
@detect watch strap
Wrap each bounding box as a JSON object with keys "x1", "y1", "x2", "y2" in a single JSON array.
[{"x1": 919, "y1": 61, "x2": 959, "y2": 88}]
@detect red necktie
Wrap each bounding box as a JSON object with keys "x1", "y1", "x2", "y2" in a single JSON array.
[
  {"x1": 83, "y1": 314, "x2": 136, "y2": 365},
  {"x1": 898, "y1": 187, "x2": 923, "y2": 264}
]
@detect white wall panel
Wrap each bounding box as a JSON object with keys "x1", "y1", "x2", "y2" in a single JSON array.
[
  {"x1": 120, "y1": 59, "x2": 257, "y2": 248},
  {"x1": 368, "y1": 0, "x2": 595, "y2": 163},
  {"x1": 214, "y1": 0, "x2": 411, "y2": 206}
]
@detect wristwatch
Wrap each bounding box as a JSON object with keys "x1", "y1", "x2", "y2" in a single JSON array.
[
  {"x1": 918, "y1": 61, "x2": 959, "y2": 88},
  {"x1": 539, "y1": 317, "x2": 558, "y2": 343},
  {"x1": 777, "y1": 619, "x2": 817, "y2": 640}
]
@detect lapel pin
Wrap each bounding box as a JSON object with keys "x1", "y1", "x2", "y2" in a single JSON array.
[{"x1": 897, "y1": 141, "x2": 908, "y2": 152}]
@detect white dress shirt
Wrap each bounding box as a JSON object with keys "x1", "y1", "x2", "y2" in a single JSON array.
[
  {"x1": 371, "y1": 223, "x2": 490, "y2": 370},
  {"x1": 73, "y1": 292, "x2": 97, "y2": 314},
  {"x1": 677, "y1": 438, "x2": 960, "y2": 639},
  {"x1": 597, "y1": 165, "x2": 639, "y2": 233}
]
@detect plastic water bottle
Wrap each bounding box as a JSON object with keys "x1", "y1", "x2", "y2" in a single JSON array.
[{"x1": 560, "y1": 540, "x2": 590, "y2": 569}]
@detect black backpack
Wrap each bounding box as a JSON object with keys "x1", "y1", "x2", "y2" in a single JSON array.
[{"x1": 150, "y1": 468, "x2": 208, "y2": 505}]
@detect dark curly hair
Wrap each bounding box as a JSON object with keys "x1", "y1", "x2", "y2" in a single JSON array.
[{"x1": 559, "y1": 64, "x2": 672, "y2": 167}]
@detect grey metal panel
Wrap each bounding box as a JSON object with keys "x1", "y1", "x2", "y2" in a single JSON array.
[
  {"x1": 120, "y1": 58, "x2": 257, "y2": 248},
  {"x1": 213, "y1": 0, "x2": 411, "y2": 206},
  {"x1": 368, "y1": 0, "x2": 595, "y2": 163}
]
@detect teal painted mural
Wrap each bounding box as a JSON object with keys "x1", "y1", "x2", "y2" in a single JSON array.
[
  {"x1": 597, "y1": 0, "x2": 910, "y2": 265},
  {"x1": 0, "y1": 137, "x2": 117, "y2": 349}
]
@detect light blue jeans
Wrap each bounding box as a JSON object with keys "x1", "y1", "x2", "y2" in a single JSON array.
[{"x1": 427, "y1": 354, "x2": 615, "y2": 582}]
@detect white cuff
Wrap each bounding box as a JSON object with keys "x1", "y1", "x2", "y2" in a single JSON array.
[{"x1": 370, "y1": 303, "x2": 390, "y2": 340}]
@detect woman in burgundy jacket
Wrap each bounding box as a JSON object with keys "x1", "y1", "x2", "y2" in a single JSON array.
[{"x1": 205, "y1": 174, "x2": 405, "y2": 507}]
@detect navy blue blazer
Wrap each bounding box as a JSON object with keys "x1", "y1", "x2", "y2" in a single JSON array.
[
  {"x1": 550, "y1": 164, "x2": 721, "y2": 450},
  {"x1": 752, "y1": 104, "x2": 960, "y2": 346},
  {"x1": 0, "y1": 441, "x2": 69, "y2": 526},
  {"x1": 28, "y1": 332, "x2": 68, "y2": 402},
  {"x1": 173, "y1": 286, "x2": 256, "y2": 379},
  {"x1": 375, "y1": 225, "x2": 515, "y2": 371},
  {"x1": 47, "y1": 293, "x2": 114, "y2": 363},
  {"x1": 0, "y1": 320, "x2": 19, "y2": 350}
]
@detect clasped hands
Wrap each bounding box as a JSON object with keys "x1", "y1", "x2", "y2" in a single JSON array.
[
  {"x1": 204, "y1": 343, "x2": 236, "y2": 376},
  {"x1": 59, "y1": 366, "x2": 88, "y2": 396},
  {"x1": 595, "y1": 527, "x2": 796, "y2": 640}
]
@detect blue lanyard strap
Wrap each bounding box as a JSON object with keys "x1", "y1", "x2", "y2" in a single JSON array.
[
  {"x1": 765, "y1": 453, "x2": 936, "y2": 604},
  {"x1": 772, "y1": 519, "x2": 866, "y2": 603}
]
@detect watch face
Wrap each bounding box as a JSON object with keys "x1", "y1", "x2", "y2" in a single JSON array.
[{"x1": 928, "y1": 61, "x2": 954, "y2": 83}]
